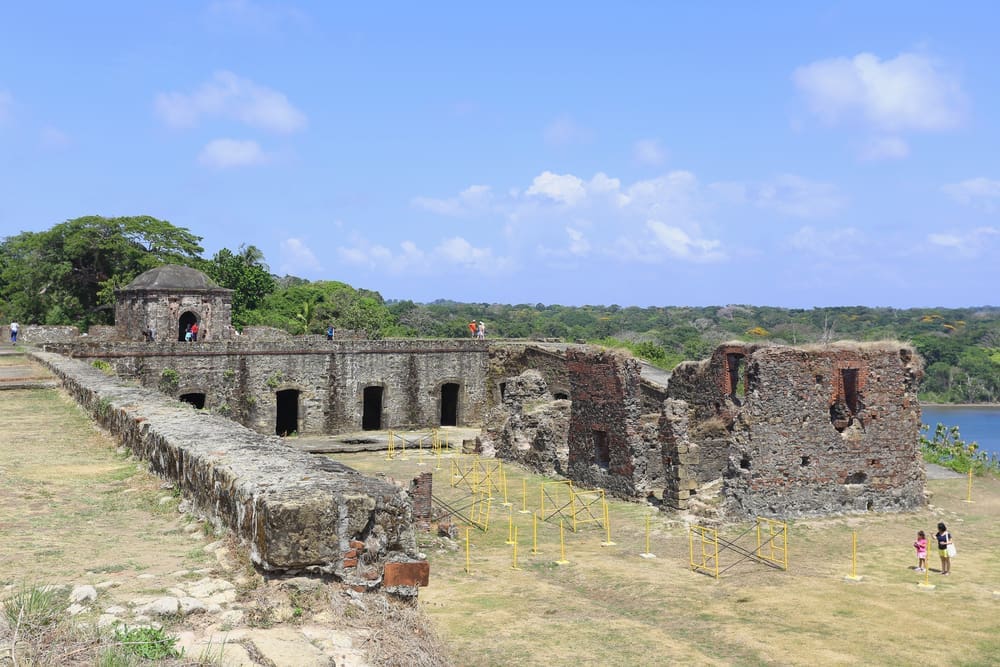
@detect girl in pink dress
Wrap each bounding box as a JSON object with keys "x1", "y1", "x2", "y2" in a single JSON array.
[{"x1": 913, "y1": 530, "x2": 927, "y2": 572}]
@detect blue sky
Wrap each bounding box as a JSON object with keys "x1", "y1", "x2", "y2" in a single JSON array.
[{"x1": 2, "y1": 2, "x2": 999, "y2": 308}]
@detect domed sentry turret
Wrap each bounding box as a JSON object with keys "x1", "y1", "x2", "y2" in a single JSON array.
[{"x1": 115, "y1": 264, "x2": 234, "y2": 342}]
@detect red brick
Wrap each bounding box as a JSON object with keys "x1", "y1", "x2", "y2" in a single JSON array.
[
  {"x1": 383, "y1": 561, "x2": 430, "y2": 587},
  {"x1": 342, "y1": 557, "x2": 358, "y2": 568}
]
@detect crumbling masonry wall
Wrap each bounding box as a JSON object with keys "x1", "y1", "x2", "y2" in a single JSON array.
[
  {"x1": 30, "y1": 350, "x2": 427, "y2": 595},
  {"x1": 45, "y1": 339, "x2": 489, "y2": 435},
  {"x1": 667, "y1": 342, "x2": 925, "y2": 518}
]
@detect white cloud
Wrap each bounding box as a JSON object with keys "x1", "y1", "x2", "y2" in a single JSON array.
[
  {"x1": 197, "y1": 138, "x2": 268, "y2": 168},
  {"x1": 793, "y1": 51, "x2": 964, "y2": 132},
  {"x1": 927, "y1": 227, "x2": 999, "y2": 256},
  {"x1": 279, "y1": 237, "x2": 322, "y2": 274},
  {"x1": 526, "y1": 171, "x2": 587, "y2": 206},
  {"x1": 645, "y1": 221, "x2": 723, "y2": 261},
  {"x1": 565, "y1": 226, "x2": 590, "y2": 256},
  {"x1": 753, "y1": 174, "x2": 845, "y2": 218},
  {"x1": 337, "y1": 234, "x2": 510, "y2": 275},
  {"x1": 411, "y1": 185, "x2": 493, "y2": 216},
  {"x1": 39, "y1": 126, "x2": 72, "y2": 150},
  {"x1": 789, "y1": 225, "x2": 863, "y2": 258},
  {"x1": 155, "y1": 71, "x2": 306, "y2": 133},
  {"x1": 543, "y1": 115, "x2": 591, "y2": 146},
  {"x1": 0, "y1": 90, "x2": 11, "y2": 124},
  {"x1": 943, "y1": 178, "x2": 1000, "y2": 211},
  {"x1": 633, "y1": 138, "x2": 666, "y2": 166},
  {"x1": 860, "y1": 136, "x2": 909, "y2": 161}
]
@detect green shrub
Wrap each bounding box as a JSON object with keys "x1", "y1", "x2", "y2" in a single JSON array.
[
  {"x1": 2, "y1": 584, "x2": 63, "y2": 633},
  {"x1": 91, "y1": 359, "x2": 114, "y2": 374},
  {"x1": 111, "y1": 624, "x2": 182, "y2": 660}
]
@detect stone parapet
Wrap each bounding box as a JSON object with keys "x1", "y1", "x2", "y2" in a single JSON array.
[{"x1": 30, "y1": 350, "x2": 426, "y2": 596}]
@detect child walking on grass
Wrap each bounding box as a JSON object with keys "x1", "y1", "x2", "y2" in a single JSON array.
[{"x1": 913, "y1": 530, "x2": 928, "y2": 572}]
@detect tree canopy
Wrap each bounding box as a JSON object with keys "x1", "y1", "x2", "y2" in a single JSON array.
[{"x1": 2, "y1": 216, "x2": 999, "y2": 404}]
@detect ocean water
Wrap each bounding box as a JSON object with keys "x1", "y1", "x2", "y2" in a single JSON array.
[{"x1": 920, "y1": 405, "x2": 1000, "y2": 460}]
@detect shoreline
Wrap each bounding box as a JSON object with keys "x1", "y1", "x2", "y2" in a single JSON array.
[{"x1": 920, "y1": 402, "x2": 1000, "y2": 408}]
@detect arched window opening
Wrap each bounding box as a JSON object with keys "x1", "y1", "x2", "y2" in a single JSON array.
[
  {"x1": 276, "y1": 389, "x2": 300, "y2": 436},
  {"x1": 178, "y1": 311, "x2": 198, "y2": 341},
  {"x1": 179, "y1": 392, "x2": 206, "y2": 409},
  {"x1": 362, "y1": 386, "x2": 383, "y2": 431},
  {"x1": 441, "y1": 383, "x2": 459, "y2": 426}
]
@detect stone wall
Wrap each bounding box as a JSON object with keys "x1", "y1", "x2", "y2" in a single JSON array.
[
  {"x1": 116, "y1": 289, "x2": 235, "y2": 342},
  {"x1": 716, "y1": 343, "x2": 925, "y2": 518},
  {"x1": 480, "y1": 369, "x2": 570, "y2": 475},
  {"x1": 29, "y1": 350, "x2": 426, "y2": 596},
  {"x1": 5, "y1": 324, "x2": 81, "y2": 344},
  {"x1": 45, "y1": 338, "x2": 490, "y2": 435},
  {"x1": 566, "y1": 347, "x2": 649, "y2": 499}
]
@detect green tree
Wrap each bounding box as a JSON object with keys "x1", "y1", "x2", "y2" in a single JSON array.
[
  {"x1": 205, "y1": 245, "x2": 276, "y2": 327},
  {"x1": 0, "y1": 215, "x2": 203, "y2": 327}
]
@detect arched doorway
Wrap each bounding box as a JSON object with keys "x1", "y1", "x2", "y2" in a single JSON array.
[
  {"x1": 362, "y1": 386, "x2": 383, "y2": 430},
  {"x1": 179, "y1": 392, "x2": 206, "y2": 409},
  {"x1": 440, "y1": 383, "x2": 459, "y2": 426},
  {"x1": 276, "y1": 389, "x2": 300, "y2": 436},
  {"x1": 178, "y1": 311, "x2": 198, "y2": 341}
]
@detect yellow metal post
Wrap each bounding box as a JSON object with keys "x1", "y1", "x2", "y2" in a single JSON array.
[
  {"x1": 844, "y1": 530, "x2": 862, "y2": 581},
  {"x1": 519, "y1": 478, "x2": 531, "y2": 514},
  {"x1": 385, "y1": 431, "x2": 395, "y2": 461},
  {"x1": 640, "y1": 514, "x2": 655, "y2": 558},
  {"x1": 532, "y1": 511, "x2": 539, "y2": 554},
  {"x1": 506, "y1": 506, "x2": 515, "y2": 545},
  {"x1": 555, "y1": 520, "x2": 569, "y2": 565},
  {"x1": 964, "y1": 467, "x2": 974, "y2": 503},
  {"x1": 600, "y1": 499, "x2": 616, "y2": 547},
  {"x1": 511, "y1": 527, "x2": 521, "y2": 570},
  {"x1": 465, "y1": 527, "x2": 471, "y2": 574}
]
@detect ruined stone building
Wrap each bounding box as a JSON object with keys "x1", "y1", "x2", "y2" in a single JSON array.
[{"x1": 35, "y1": 264, "x2": 927, "y2": 524}]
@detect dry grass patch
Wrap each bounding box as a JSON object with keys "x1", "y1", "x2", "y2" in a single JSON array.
[{"x1": 338, "y1": 449, "x2": 1000, "y2": 667}]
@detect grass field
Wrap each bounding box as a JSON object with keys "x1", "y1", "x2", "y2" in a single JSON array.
[{"x1": 339, "y1": 442, "x2": 1000, "y2": 667}]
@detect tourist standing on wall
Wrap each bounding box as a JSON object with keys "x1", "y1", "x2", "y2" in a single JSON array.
[
  {"x1": 185, "y1": 324, "x2": 193, "y2": 342},
  {"x1": 468, "y1": 320, "x2": 477, "y2": 338},
  {"x1": 9, "y1": 321, "x2": 18, "y2": 344},
  {"x1": 935, "y1": 522, "x2": 954, "y2": 575},
  {"x1": 191, "y1": 322, "x2": 199, "y2": 342},
  {"x1": 477, "y1": 321, "x2": 485, "y2": 340},
  {"x1": 327, "y1": 324, "x2": 334, "y2": 340}
]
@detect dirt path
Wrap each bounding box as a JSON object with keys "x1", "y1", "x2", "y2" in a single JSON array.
[{"x1": 0, "y1": 352, "x2": 446, "y2": 666}]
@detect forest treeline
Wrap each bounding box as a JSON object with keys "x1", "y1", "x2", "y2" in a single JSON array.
[{"x1": 2, "y1": 216, "x2": 998, "y2": 404}]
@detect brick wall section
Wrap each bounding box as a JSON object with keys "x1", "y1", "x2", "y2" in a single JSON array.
[
  {"x1": 44, "y1": 339, "x2": 490, "y2": 435},
  {"x1": 410, "y1": 472, "x2": 433, "y2": 531},
  {"x1": 720, "y1": 343, "x2": 925, "y2": 518},
  {"x1": 29, "y1": 350, "x2": 427, "y2": 596},
  {"x1": 566, "y1": 347, "x2": 646, "y2": 499}
]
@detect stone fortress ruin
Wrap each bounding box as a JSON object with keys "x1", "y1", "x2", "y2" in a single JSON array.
[{"x1": 23, "y1": 265, "x2": 926, "y2": 592}]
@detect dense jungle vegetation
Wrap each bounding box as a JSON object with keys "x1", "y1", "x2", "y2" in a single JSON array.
[{"x1": 2, "y1": 216, "x2": 999, "y2": 404}]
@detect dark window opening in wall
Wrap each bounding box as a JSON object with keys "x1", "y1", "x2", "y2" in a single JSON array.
[
  {"x1": 275, "y1": 389, "x2": 299, "y2": 436},
  {"x1": 845, "y1": 471, "x2": 868, "y2": 485},
  {"x1": 553, "y1": 392, "x2": 569, "y2": 400},
  {"x1": 726, "y1": 353, "x2": 746, "y2": 400},
  {"x1": 866, "y1": 499, "x2": 874, "y2": 511},
  {"x1": 814, "y1": 374, "x2": 824, "y2": 385},
  {"x1": 841, "y1": 369, "x2": 860, "y2": 414},
  {"x1": 593, "y1": 430, "x2": 610, "y2": 470},
  {"x1": 179, "y1": 392, "x2": 205, "y2": 409},
  {"x1": 740, "y1": 456, "x2": 751, "y2": 470},
  {"x1": 800, "y1": 455, "x2": 810, "y2": 467},
  {"x1": 178, "y1": 311, "x2": 198, "y2": 341},
  {"x1": 499, "y1": 382, "x2": 507, "y2": 401},
  {"x1": 362, "y1": 386, "x2": 383, "y2": 431},
  {"x1": 440, "y1": 383, "x2": 459, "y2": 426}
]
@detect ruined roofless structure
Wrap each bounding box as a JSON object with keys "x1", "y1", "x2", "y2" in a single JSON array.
[
  {"x1": 115, "y1": 264, "x2": 234, "y2": 342},
  {"x1": 37, "y1": 276, "x2": 926, "y2": 533}
]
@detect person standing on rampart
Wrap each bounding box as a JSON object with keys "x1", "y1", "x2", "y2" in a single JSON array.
[
  {"x1": 9, "y1": 321, "x2": 19, "y2": 344},
  {"x1": 468, "y1": 320, "x2": 477, "y2": 338},
  {"x1": 477, "y1": 321, "x2": 485, "y2": 340},
  {"x1": 191, "y1": 322, "x2": 199, "y2": 342},
  {"x1": 327, "y1": 324, "x2": 335, "y2": 341}
]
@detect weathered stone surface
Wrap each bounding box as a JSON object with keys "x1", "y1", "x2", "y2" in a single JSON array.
[
  {"x1": 69, "y1": 584, "x2": 97, "y2": 603},
  {"x1": 135, "y1": 597, "x2": 180, "y2": 617},
  {"x1": 481, "y1": 369, "x2": 570, "y2": 475},
  {"x1": 31, "y1": 351, "x2": 426, "y2": 594}
]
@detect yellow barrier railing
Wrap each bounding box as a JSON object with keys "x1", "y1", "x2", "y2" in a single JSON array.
[
  {"x1": 689, "y1": 525, "x2": 720, "y2": 578},
  {"x1": 755, "y1": 517, "x2": 788, "y2": 570}
]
